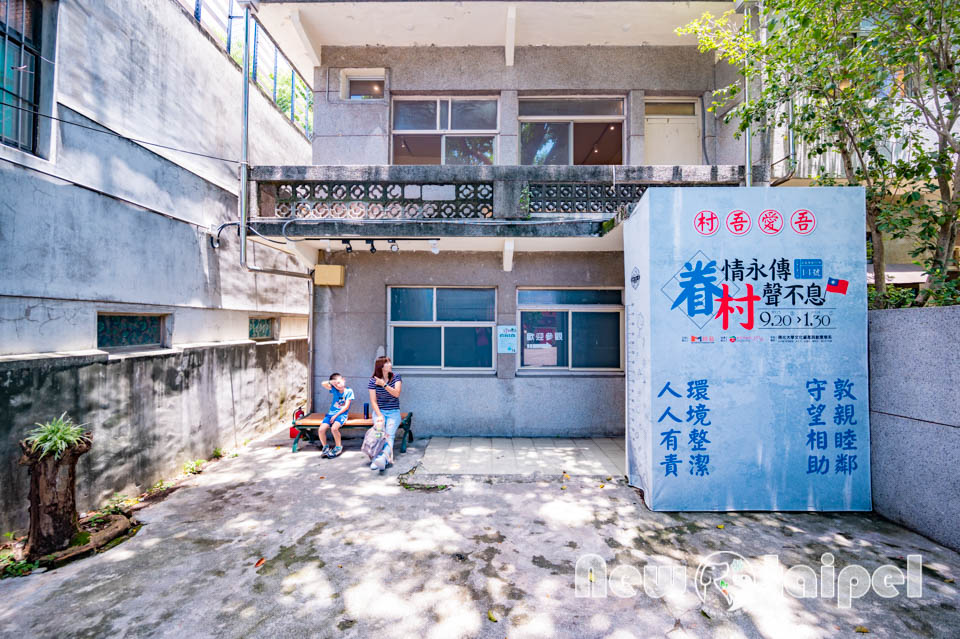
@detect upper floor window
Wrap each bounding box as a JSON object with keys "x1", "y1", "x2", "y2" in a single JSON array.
[
  {"x1": 97, "y1": 314, "x2": 166, "y2": 351},
  {"x1": 1, "y1": 0, "x2": 42, "y2": 154},
  {"x1": 644, "y1": 99, "x2": 702, "y2": 165},
  {"x1": 392, "y1": 97, "x2": 498, "y2": 165},
  {"x1": 519, "y1": 98, "x2": 624, "y2": 166}
]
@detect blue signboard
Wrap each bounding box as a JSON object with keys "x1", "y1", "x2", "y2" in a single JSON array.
[{"x1": 623, "y1": 187, "x2": 870, "y2": 511}]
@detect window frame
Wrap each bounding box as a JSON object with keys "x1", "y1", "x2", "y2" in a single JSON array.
[
  {"x1": 96, "y1": 312, "x2": 168, "y2": 353},
  {"x1": 391, "y1": 95, "x2": 500, "y2": 165},
  {"x1": 516, "y1": 287, "x2": 624, "y2": 373},
  {"x1": 0, "y1": 0, "x2": 43, "y2": 155},
  {"x1": 387, "y1": 285, "x2": 497, "y2": 372},
  {"x1": 643, "y1": 96, "x2": 702, "y2": 164},
  {"x1": 518, "y1": 95, "x2": 626, "y2": 166}
]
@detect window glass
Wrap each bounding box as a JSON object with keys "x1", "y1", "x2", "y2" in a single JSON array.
[
  {"x1": 518, "y1": 289, "x2": 622, "y2": 305},
  {"x1": 444, "y1": 136, "x2": 494, "y2": 166},
  {"x1": 349, "y1": 79, "x2": 384, "y2": 99},
  {"x1": 440, "y1": 100, "x2": 449, "y2": 129},
  {"x1": 97, "y1": 315, "x2": 163, "y2": 349},
  {"x1": 451, "y1": 100, "x2": 498, "y2": 130},
  {"x1": 520, "y1": 122, "x2": 569, "y2": 165},
  {"x1": 392, "y1": 135, "x2": 441, "y2": 164},
  {"x1": 645, "y1": 102, "x2": 696, "y2": 116},
  {"x1": 394, "y1": 100, "x2": 437, "y2": 130},
  {"x1": 390, "y1": 288, "x2": 434, "y2": 321},
  {"x1": 436, "y1": 288, "x2": 495, "y2": 321},
  {"x1": 519, "y1": 99, "x2": 624, "y2": 117},
  {"x1": 249, "y1": 318, "x2": 274, "y2": 340},
  {"x1": 573, "y1": 122, "x2": 622, "y2": 165},
  {"x1": 520, "y1": 311, "x2": 568, "y2": 367},
  {"x1": 444, "y1": 327, "x2": 494, "y2": 368},
  {"x1": 393, "y1": 327, "x2": 441, "y2": 366},
  {"x1": 572, "y1": 312, "x2": 620, "y2": 368}
]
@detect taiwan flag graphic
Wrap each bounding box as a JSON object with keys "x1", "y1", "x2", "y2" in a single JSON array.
[{"x1": 826, "y1": 277, "x2": 849, "y2": 295}]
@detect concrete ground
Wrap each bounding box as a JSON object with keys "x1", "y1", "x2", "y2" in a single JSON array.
[
  {"x1": 419, "y1": 436, "x2": 626, "y2": 477},
  {"x1": 0, "y1": 431, "x2": 957, "y2": 639}
]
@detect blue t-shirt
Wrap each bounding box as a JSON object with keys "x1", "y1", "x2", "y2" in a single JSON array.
[
  {"x1": 327, "y1": 387, "x2": 355, "y2": 416},
  {"x1": 368, "y1": 374, "x2": 402, "y2": 411}
]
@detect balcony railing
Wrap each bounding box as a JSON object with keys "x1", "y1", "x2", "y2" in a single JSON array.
[{"x1": 251, "y1": 165, "x2": 746, "y2": 222}]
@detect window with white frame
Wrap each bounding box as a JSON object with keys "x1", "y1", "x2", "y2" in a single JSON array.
[
  {"x1": 392, "y1": 97, "x2": 498, "y2": 165},
  {"x1": 519, "y1": 98, "x2": 625, "y2": 166},
  {"x1": 517, "y1": 289, "x2": 623, "y2": 371},
  {"x1": 388, "y1": 287, "x2": 496, "y2": 370}
]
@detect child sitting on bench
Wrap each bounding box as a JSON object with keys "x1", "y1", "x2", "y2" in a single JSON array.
[{"x1": 318, "y1": 373, "x2": 354, "y2": 458}]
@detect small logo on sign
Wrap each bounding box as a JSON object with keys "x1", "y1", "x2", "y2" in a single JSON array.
[
  {"x1": 725, "y1": 210, "x2": 751, "y2": 236},
  {"x1": 791, "y1": 209, "x2": 817, "y2": 235},
  {"x1": 794, "y1": 259, "x2": 823, "y2": 279},
  {"x1": 630, "y1": 267, "x2": 641, "y2": 290},
  {"x1": 694, "y1": 210, "x2": 720, "y2": 236},
  {"x1": 758, "y1": 209, "x2": 784, "y2": 235}
]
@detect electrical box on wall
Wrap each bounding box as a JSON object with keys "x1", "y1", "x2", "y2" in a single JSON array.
[{"x1": 314, "y1": 265, "x2": 345, "y2": 287}]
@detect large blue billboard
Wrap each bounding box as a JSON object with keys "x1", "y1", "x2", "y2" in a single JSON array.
[{"x1": 623, "y1": 187, "x2": 870, "y2": 511}]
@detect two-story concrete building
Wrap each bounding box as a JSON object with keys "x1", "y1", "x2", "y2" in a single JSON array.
[{"x1": 244, "y1": 0, "x2": 757, "y2": 436}]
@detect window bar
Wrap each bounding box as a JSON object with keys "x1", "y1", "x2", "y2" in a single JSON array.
[
  {"x1": 289, "y1": 70, "x2": 295, "y2": 122},
  {"x1": 15, "y1": 0, "x2": 25, "y2": 150},
  {"x1": 272, "y1": 48, "x2": 278, "y2": 102},
  {"x1": 193, "y1": 0, "x2": 202, "y2": 22},
  {"x1": 225, "y1": 0, "x2": 233, "y2": 55},
  {"x1": 251, "y1": 19, "x2": 258, "y2": 83},
  {"x1": 1, "y1": 0, "x2": 9, "y2": 147}
]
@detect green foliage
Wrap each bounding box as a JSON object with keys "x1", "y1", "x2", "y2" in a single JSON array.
[
  {"x1": 69, "y1": 531, "x2": 91, "y2": 547},
  {"x1": 211, "y1": 447, "x2": 224, "y2": 460},
  {"x1": 678, "y1": 0, "x2": 960, "y2": 305},
  {"x1": 1, "y1": 557, "x2": 39, "y2": 579},
  {"x1": 24, "y1": 413, "x2": 90, "y2": 460},
  {"x1": 3, "y1": 531, "x2": 14, "y2": 541},
  {"x1": 868, "y1": 285, "x2": 918, "y2": 310},
  {"x1": 183, "y1": 459, "x2": 207, "y2": 475}
]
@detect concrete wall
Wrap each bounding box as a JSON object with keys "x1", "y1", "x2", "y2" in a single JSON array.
[
  {"x1": 0, "y1": 338, "x2": 308, "y2": 532},
  {"x1": 311, "y1": 250, "x2": 625, "y2": 437},
  {"x1": 313, "y1": 45, "x2": 733, "y2": 167},
  {"x1": 0, "y1": 0, "x2": 314, "y2": 355},
  {"x1": 869, "y1": 306, "x2": 960, "y2": 551}
]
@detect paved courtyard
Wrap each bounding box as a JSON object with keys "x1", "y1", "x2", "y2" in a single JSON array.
[{"x1": 0, "y1": 431, "x2": 957, "y2": 639}]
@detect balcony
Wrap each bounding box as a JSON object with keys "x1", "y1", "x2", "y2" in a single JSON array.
[{"x1": 249, "y1": 164, "x2": 747, "y2": 239}]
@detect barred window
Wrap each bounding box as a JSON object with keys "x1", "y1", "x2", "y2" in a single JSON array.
[{"x1": 0, "y1": 0, "x2": 42, "y2": 154}]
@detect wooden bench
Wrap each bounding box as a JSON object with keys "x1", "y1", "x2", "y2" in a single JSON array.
[{"x1": 291, "y1": 411, "x2": 414, "y2": 454}]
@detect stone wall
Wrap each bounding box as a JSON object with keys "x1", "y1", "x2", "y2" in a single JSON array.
[
  {"x1": 0, "y1": 338, "x2": 308, "y2": 532},
  {"x1": 869, "y1": 306, "x2": 960, "y2": 551}
]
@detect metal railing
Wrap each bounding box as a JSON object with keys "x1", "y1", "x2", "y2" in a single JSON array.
[{"x1": 177, "y1": 0, "x2": 313, "y2": 136}]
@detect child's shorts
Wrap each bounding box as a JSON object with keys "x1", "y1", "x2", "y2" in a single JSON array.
[{"x1": 322, "y1": 412, "x2": 349, "y2": 427}]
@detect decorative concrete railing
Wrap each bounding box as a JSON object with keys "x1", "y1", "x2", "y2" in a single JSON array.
[{"x1": 251, "y1": 165, "x2": 747, "y2": 222}]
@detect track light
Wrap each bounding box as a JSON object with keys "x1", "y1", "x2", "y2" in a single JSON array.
[
  {"x1": 366, "y1": 239, "x2": 377, "y2": 254},
  {"x1": 430, "y1": 239, "x2": 439, "y2": 255},
  {"x1": 389, "y1": 239, "x2": 399, "y2": 252},
  {"x1": 342, "y1": 240, "x2": 353, "y2": 253}
]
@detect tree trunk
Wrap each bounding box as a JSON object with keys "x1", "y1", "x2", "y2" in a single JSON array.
[
  {"x1": 867, "y1": 203, "x2": 887, "y2": 299},
  {"x1": 18, "y1": 435, "x2": 92, "y2": 560}
]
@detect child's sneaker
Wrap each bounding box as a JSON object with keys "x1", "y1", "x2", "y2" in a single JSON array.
[
  {"x1": 370, "y1": 461, "x2": 378, "y2": 470},
  {"x1": 319, "y1": 445, "x2": 331, "y2": 457},
  {"x1": 374, "y1": 454, "x2": 387, "y2": 471},
  {"x1": 329, "y1": 445, "x2": 343, "y2": 458}
]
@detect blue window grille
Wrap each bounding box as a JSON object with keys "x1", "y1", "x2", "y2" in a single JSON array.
[
  {"x1": 179, "y1": 0, "x2": 313, "y2": 137},
  {"x1": 249, "y1": 317, "x2": 274, "y2": 340},
  {"x1": 97, "y1": 315, "x2": 164, "y2": 349}
]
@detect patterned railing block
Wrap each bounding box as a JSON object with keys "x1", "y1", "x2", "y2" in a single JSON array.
[
  {"x1": 526, "y1": 183, "x2": 648, "y2": 215},
  {"x1": 272, "y1": 181, "x2": 495, "y2": 219}
]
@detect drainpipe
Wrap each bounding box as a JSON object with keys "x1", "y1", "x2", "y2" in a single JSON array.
[
  {"x1": 743, "y1": 1, "x2": 753, "y2": 187},
  {"x1": 238, "y1": 3, "x2": 312, "y2": 281}
]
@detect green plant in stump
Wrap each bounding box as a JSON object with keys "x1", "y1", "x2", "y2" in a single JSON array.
[{"x1": 18, "y1": 413, "x2": 93, "y2": 560}]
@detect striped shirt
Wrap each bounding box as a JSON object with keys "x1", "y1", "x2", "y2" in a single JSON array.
[{"x1": 368, "y1": 374, "x2": 402, "y2": 411}]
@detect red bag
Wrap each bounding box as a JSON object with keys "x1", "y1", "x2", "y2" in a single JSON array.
[{"x1": 290, "y1": 408, "x2": 305, "y2": 438}]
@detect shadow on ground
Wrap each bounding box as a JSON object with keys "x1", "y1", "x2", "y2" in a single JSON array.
[{"x1": 0, "y1": 430, "x2": 956, "y2": 639}]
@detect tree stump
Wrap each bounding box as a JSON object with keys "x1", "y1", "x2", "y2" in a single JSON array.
[{"x1": 18, "y1": 434, "x2": 92, "y2": 560}]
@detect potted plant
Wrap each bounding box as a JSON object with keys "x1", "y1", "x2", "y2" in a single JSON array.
[{"x1": 18, "y1": 413, "x2": 92, "y2": 560}]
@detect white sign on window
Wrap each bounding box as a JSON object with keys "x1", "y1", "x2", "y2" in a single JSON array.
[{"x1": 497, "y1": 325, "x2": 518, "y2": 353}]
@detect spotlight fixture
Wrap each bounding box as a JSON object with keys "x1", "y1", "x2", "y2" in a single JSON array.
[
  {"x1": 342, "y1": 239, "x2": 353, "y2": 253},
  {"x1": 429, "y1": 239, "x2": 440, "y2": 255},
  {"x1": 325, "y1": 239, "x2": 332, "y2": 254},
  {"x1": 366, "y1": 239, "x2": 377, "y2": 254},
  {"x1": 389, "y1": 239, "x2": 399, "y2": 252},
  {"x1": 609, "y1": 125, "x2": 616, "y2": 131}
]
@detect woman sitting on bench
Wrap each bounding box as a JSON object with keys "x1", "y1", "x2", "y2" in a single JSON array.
[{"x1": 368, "y1": 356, "x2": 402, "y2": 471}]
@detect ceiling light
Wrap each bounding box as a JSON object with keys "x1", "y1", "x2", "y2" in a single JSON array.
[
  {"x1": 342, "y1": 240, "x2": 353, "y2": 253},
  {"x1": 609, "y1": 125, "x2": 616, "y2": 131},
  {"x1": 429, "y1": 239, "x2": 439, "y2": 255},
  {"x1": 389, "y1": 239, "x2": 399, "y2": 252},
  {"x1": 366, "y1": 240, "x2": 377, "y2": 254}
]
